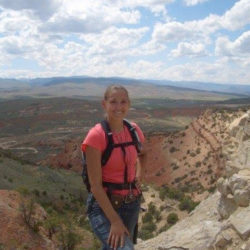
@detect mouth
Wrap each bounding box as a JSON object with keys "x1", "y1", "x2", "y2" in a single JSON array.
[{"x1": 114, "y1": 111, "x2": 124, "y2": 116}]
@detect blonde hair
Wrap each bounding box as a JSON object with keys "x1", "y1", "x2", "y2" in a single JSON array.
[{"x1": 104, "y1": 84, "x2": 130, "y2": 101}]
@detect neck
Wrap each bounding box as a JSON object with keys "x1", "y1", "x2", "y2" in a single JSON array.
[{"x1": 106, "y1": 117, "x2": 124, "y2": 132}]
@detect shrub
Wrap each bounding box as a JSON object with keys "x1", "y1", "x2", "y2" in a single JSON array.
[
  {"x1": 148, "y1": 202, "x2": 157, "y2": 215},
  {"x1": 179, "y1": 197, "x2": 199, "y2": 212},
  {"x1": 207, "y1": 169, "x2": 213, "y2": 174},
  {"x1": 195, "y1": 161, "x2": 201, "y2": 168},
  {"x1": 58, "y1": 225, "x2": 82, "y2": 250},
  {"x1": 169, "y1": 147, "x2": 177, "y2": 153},
  {"x1": 33, "y1": 189, "x2": 40, "y2": 197},
  {"x1": 154, "y1": 210, "x2": 162, "y2": 222},
  {"x1": 142, "y1": 212, "x2": 153, "y2": 224},
  {"x1": 167, "y1": 188, "x2": 184, "y2": 201},
  {"x1": 167, "y1": 213, "x2": 178, "y2": 225},
  {"x1": 196, "y1": 148, "x2": 201, "y2": 154},
  {"x1": 19, "y1": 198, "x2": 41, "y2": 233},
  {"x1": 17, "y1": 187, "x2": 30, "y2": 196},
  {"x1": 138, "y1": 227, "x2": 154, "y2": 240},
  {"x1": 44, "y1": 215, "x2": 61, "y2": 239},
  {"x1": 159, "y1": 187, "x2": 167, "y2": 201}
]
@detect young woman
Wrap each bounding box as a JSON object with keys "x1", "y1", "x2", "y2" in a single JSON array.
[{"x1": 82, "y1": 85, "x2": 147, "y2": 250}]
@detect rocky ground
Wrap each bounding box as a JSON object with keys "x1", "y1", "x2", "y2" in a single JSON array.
[
  {"x1": 136, "y1": 110, "x2": 250, "y2": 250},
  {"x1": 0, "y1": 107, "x2": 249, "y2": 249}
]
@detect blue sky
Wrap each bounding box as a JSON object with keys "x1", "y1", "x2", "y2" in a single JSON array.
[{"x1": 0, "y1": 0, "x2": 250, "y2": 85}]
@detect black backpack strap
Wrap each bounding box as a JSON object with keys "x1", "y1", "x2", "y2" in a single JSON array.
[
  {"x1": 81, "y1": 151, "x2": 91, "y2": 192},
  {"x1": 123, "y1": 119, "x2": 142, "y2": 153},
  {"x1": 100, "y1": 120, "x2": 114, "y2": 166}
]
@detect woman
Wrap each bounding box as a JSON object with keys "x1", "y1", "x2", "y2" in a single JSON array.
[{"x1": 82, "y1": 84, "x2": 147, "y2": 250}]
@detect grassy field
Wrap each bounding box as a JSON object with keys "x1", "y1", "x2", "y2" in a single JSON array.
[{"x1": 0, "y1": 150, "x2": 87, "y2": 204}]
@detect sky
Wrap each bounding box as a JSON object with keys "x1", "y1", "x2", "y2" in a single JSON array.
[{"x1": 0, "y1": 0, "x2": 250, "y2": 85}]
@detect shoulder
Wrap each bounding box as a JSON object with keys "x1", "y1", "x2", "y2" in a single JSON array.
[
  {"x1": 126, "y1": 120, "x2": 145, "y2": 142},
  {"x1": 82, "y1": 123, "x2": 106, "y2": 152},
  {"x1": 130, "y1": 121, "x2": 140, "y2": 129},
  {"x1": 89, "y1": 123, "x2": 105, "y2": 136}
]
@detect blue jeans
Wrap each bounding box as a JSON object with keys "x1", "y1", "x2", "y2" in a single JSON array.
[{"x1": 86, "y1": 193, "x2": 141, "y2": 250}]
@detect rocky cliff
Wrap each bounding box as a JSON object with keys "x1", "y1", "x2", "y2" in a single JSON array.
[{"x1": 136, "y1": 110, "x2": 250, "y2": 250}]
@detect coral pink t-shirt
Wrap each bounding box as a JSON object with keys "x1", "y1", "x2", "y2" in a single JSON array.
[{"x1": 82, "y1": 121, "x2": 145, "y2": 195}]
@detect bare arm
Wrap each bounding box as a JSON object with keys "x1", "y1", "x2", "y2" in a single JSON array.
[{"x1": 86, "y1": 145, "x2": 129, "y2": 249}]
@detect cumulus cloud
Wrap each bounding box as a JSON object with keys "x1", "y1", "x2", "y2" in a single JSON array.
[
  {"x1": 221, "y1": 0, "x2": 250, "y2": 30},
  {"x1": 81, "y1": 27, "x2": 149, "y2": 57},
  {"x1": 171, "y1": 42, "x2": 208, "y2": 57},
  {"x1": 215, "y1": 31, "x2": 250, "y2": 68},
  {"x1": 111, "y1": 0, "x2": 173, "y2": 15},
  {"x1": 0, "y1": 0, "x2": 60, "y2": 20},
  {"x1": 184, "y1": 0, "x2": 209, "y2": 6},
  {"x1": 151, "y1": 19, "x2": 214, "y2": 43},
  {"x1": 0, "y1": 0, "x2": 249, "y2": 84},
  {"x1": 151, "y1": 0, "x2": 250, "y2": 46},
  {"x1": 40, "y1": 1, "x2": 140, "y2": 34}
]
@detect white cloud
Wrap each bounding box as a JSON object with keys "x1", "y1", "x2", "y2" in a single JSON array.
[
  {"x1": 221, "y1": 0, "x2": 250, "y2": 30},
  {"x1": 215, "y1": 31, "x2": 250, "y2": 68},
  {"x1": 151, "y1": 0, "x2": 250, "y2": 46},
  {"x1": 40, "y1": 1, "x2": 141, "y2": 34},
  {"x1": 184, "y1": 0, "x2": 209, "y2": 6},
  {"x1": 0, "y1": 9, "x2": 38, "y2": 35},
  {"x1": 171, "y1": 42, "x2": 208, "y2": 57},
  {"x1": 0, "y1": 0, "x2": 249, "y2": 85},
  {"x1": 159, "y1": 60, "x2": 250, "y2": 84},
  {"x1": 113, "y1": 0, "x2": 173, "y2": 13},
  {"x1": 0, "y1": 0, "x2": 60, "y2": 20},
  {"x1": 81, "y1": 27, "x2": 149, "y2": 57}
]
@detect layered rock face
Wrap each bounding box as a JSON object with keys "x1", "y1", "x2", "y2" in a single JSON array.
[{"x1": 136, "y1": 110, "x2": 250, "y2": 250}]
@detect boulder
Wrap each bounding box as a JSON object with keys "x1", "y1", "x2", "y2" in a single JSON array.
[
  {"x1": 229, "y1": 206, "x2": 250, "y2": 240},
  {"x1": 217, "y1": 194, "x2": 237, "y2": 219}
]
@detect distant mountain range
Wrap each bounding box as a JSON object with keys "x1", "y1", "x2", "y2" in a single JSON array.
[{"x1": 0, "y1": 76, "x2": 250, "y2": 97}]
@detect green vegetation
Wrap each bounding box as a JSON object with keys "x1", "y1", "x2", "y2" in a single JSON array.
[
  {"x1": 178, "y1": 197, "x2": 199, "y2": 212},
  {"x1": 0, "y1": 153, "x2": 95, "y2": 249},
  {"x1": 167, "y1": 213, "x2": 179, "y2": 225},
  {"x1": 140, "y1": 202, "x2": 162, "y2": 240},
  {"x1": 159, "y1": 186, "x2": 199, "y2": 213}
]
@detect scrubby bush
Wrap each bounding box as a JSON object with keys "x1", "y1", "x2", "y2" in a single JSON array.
[
  {"x1": 19, "y1": 198, "x2": 42, "y2": 233},
  {"x1": 58, "y1": 225, "x2": 82, "y2": 250},
  {"x1": 195, "y1": 161, "x2": 201, "y2": 168},
  {"x1": 167, "y1": 213, "x2": 178, "y2": 225},
  {"x1": 142, "y1": 212, "x2": 153, "y2": 224},
  {"x1": 158, "y1": 223, "x2": 171, "y2": 233},
  {"x1": 179, "y1": 197, "x2": 199, "y2": 212},
  {"x1": 169, "y1": 147, "x2": 177, "y2": 153}
]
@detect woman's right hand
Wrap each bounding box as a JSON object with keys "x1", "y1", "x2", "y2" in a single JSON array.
[{"x1": 108, "y1": 219, "x2": 129, "y2": 250}]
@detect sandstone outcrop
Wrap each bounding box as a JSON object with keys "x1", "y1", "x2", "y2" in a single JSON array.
[{"x1": 136, "y1": 109, "x2": 250, "y2": 250}]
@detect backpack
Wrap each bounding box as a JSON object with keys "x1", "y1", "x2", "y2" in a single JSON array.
[{"x1": 82, "y1": 119, "x2": 142, "y2": 192}]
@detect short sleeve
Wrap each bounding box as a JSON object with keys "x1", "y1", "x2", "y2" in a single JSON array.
[
  {"x1": 81, "y1": 124, "x2": 106, "y2": 152},
  {"x1": 131, "y1": 122, "x2": 145, "y2": 143}
]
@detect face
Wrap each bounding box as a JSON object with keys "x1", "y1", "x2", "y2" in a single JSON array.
[{"x1": 102, "y1": 89, "x2": 130, "y2": 121}]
